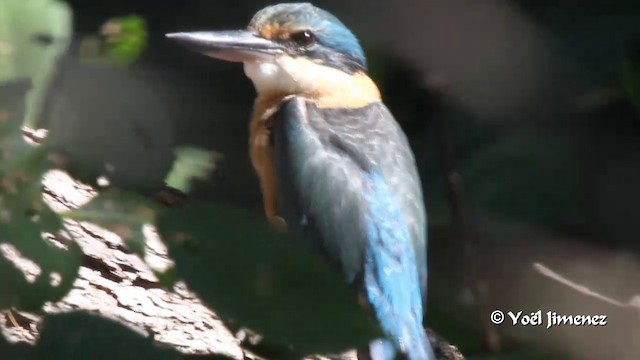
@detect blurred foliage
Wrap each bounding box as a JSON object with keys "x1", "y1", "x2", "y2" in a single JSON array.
[
  {"x1": 102, "y1": 15, "x2": 147, "y2": 65},
  {"x1": 0, "y1": 0, "x2": 72, "y2": 128},
  {"x1": 0, "y1": 312, "x2": 200, "y2": 360},
  {"x1": 164, "y1": 146, "x2": 222, "y2": 194},
  {"x1": 34, "y1": 312, "x2": 183, "y2": 360},
  {"x1": 0, "y1": 79, "x2": 81, "y2": 311},
  {"x1": 64, "y1": 190, "x2": 159, "y2": 256},
  {"x1": 0, "y1": 330, "x2": 31, "y2": 360},
  {"x1": 79, "y1": 14, "x2": 148, "y2": 67},
  {"x1": 157, "y1": 203, "x2": 382, "y2": 355},
  {"x1": 65, "y1": 188, "x2": 382, "y2": 354}
]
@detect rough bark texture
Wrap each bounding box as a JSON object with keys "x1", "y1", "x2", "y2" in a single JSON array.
[{"x1": 0, "y1": 170, "x2": 464, "y2": 360}]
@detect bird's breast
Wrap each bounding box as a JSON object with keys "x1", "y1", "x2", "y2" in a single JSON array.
[
  {"x1": 248, "y1": 93, "x2": 290, "y2": 224},
  {"x1": 247, "y1": 86, "x2": 386, "y2": 230}
]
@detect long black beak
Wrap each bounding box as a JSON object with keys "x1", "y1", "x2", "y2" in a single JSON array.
[{"x1": 165, "y1": 30, "x2": 283, "y2": 62}]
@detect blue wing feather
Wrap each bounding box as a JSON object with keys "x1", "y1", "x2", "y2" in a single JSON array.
[
  {"x1": 272, "y1": 97, "x2": 432, "y2": 359},
  {"x1": 363, "y1": 171, "x2": 433, "y2": 360}
]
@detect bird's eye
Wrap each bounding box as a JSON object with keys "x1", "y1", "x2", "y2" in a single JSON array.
[{"x1": 290, "y1": 30, "x2": 315, "y2": 47}]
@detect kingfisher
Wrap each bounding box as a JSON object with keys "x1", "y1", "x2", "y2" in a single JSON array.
[{"x1": 167, "y1": 3, "x2": 433, "y2": 359}]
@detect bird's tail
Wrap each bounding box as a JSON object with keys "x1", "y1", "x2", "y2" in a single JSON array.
[
  {"x1": 362, "y1": 172, "x2": 435, "y2": 360},
  {"x1": 368, "y1": 336, "x2": 435, "y2": 360}
]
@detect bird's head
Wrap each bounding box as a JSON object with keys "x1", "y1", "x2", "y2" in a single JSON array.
[{"x1": 167, "y1": 3, "x2": 379, "y2": 106}]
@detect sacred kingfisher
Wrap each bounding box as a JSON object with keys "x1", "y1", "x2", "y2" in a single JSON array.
[{"x1": 167, "y1": 3, "x2": 434, "y2": 359}]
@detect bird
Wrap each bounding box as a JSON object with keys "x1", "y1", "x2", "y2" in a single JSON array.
[{"x1": 166, "y1": 3, "x2": 434, "y2": 360}]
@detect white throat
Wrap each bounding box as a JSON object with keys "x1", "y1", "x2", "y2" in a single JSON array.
[
  {"x1": 243, "y1": 58, "x2": 298, "y2": 95},
  {"x1": 242, "y1": 56, "x2": 381, "y2": 108}
]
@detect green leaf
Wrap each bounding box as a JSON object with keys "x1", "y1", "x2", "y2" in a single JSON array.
[
  {"x1": 79, "y1": 14, "x2": 148, "y2": 67},
  {"x1": 103, "y1": 15, "x2": 148, "y2": 66},
  {"x1": 0, "y1": 0, "x2": 73, "y2": 128},
  {"x1": 35, "y1": 312, "x2": 182, "y2": 360},
  {"x1": 0, "y1": 201, "x2": 81, "y2": 310},
  {"x1": 164, "y1": 146, "x2": 221, "y2": 194},
  {"x1": 157, "y1": 203, "x2": 382, "y2": 355},
  {"x1": 0, "y1": 120, "x2": 81, "y2": 310},
  {"x1": 64, "y1": 190, "x2": 162, "y2": 257}
]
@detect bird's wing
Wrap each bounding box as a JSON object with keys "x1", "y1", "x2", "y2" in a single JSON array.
[
  {"x1": 271, "y1": 96, "x2": 427, "y2": 298},
  {"x1": 272, "y1": 96, "x2": 431, "y2": 358}
]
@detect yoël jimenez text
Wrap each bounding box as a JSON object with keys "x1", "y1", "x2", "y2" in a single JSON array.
[{"x1": 508, "y1": 310, "x2": 608, "y2": 329}]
